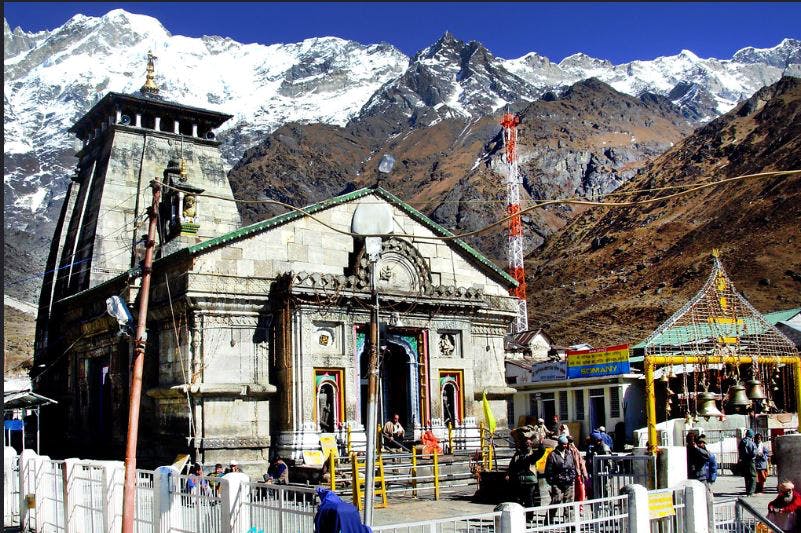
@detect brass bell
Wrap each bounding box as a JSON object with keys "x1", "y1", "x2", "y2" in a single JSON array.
[
  {"x1": 745, "y1": 379, "x2": 766, "y2": 400},
  {"x1": 697, "y1": 391, "x2": 723, "y2": 418},
  {"x1": 660, "y1": 372, "x2": 670, "y2": 383},
  {"x1": 727, "y1": 383, "x2": 751, "y2": 408}
]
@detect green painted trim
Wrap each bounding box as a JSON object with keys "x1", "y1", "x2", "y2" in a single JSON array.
[{"x1": 179, "y1": 186, "x2": 517, "y2": 288}]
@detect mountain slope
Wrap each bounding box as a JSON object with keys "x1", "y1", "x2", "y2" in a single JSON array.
[
  {"x1": 524, "y1": 77, "x2": 801, "y2": 347},
  {"x1": 229, "y1": 78, "x2": 693, "y2": 262}
]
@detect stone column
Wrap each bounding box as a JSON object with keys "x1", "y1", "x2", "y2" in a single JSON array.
[
  {"x1": 494, "y1": 501, "x2": 525, "y2": 533},
  {"x1": 173, "y1": 120, "x2": 180, "y2": 135},
  {"x1": 681, "y1": 480, "x2": 710, "y2": 533},
  {"x1": 135, "y1": 114, "x2": 142, "y2": 127},
  {"x1": 154, "y1": 117, "x2": 161, "y2": 131},
  {"x1": 220, "y1": 473, "x2": 250, "y2": 533},
  {"x1": 775, "y1": 433, "x2": 801, "y2": 490},
  {"x1": 192, "y1": 124, "x2": 198, "y2": 137},
  {"x1": 623, "y1": 484, "x2": 650, "y2": 533}
]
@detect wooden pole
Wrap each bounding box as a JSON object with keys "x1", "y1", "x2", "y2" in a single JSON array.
[{"x1": 121, "y1": 180, "x2": 161, "y2": 533}]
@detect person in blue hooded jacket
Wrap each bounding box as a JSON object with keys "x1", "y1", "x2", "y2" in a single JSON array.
[{"x1": 738, "y1": 429, "x2": 758, "y2": 496}]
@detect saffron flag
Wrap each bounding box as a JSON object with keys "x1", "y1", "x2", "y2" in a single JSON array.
[{"x1": 482, "y1": 389, "x2": 496, "y2": 434}]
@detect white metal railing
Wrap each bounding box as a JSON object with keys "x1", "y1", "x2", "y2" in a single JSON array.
[
  {"x1": 244, "y1": 481, "x2": 318, "y2": 533},
  {"x1": 712, "y1": 497, "x2": 785, "y2": 533},
  {"x1": 74, "y1": 463, "x2": 106, "y2": 532},
  {"x1": 712, "y1": 498, "x2": 737, "y2": 532},
  {"x1": 524, "y1": 493, "x2": 629, "y2": 532},
  {"x1": 592, "y1": 454, "x2": 657, "y2": 498},
  {"x1": 4, "y1": 450, "x2": 21, "y2": 526},
  {"x1": 372, "y1": 511, "x2": 502, "y2": 532},
  {"x1": 39, "y1": 459, "x2": 66, "y2": 533},
  {"x1": 134, "y1": 469, "x2": 155, "y2": 533},
  {"x1": 648, "y1": 487, "x2": 685, "y2": 533},
  {"x1": 167, "y1": 473, "x2": 223, "y2": 533}
]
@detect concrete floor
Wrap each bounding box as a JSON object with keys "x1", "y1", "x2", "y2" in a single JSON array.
[{"x1": 370, "y1": 474, "x2": 781, "y2": 527}]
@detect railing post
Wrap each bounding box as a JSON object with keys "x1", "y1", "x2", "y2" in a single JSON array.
[
  {"x1": 18, "y1": 449, "x2": 36, "y2": 531},
  {"x1": 623, "y1": 484, "x2": 649, "y2": 533},
  {"x1": 411, "y1": 447, "x2": 418, "y2": 498},
  {"x1": 448, "y1": 423, "x2": 454, "y2": 454},
  {"x1": 62, "y1": 459, "x2": 86, "y2": 533},
  {"x1": 221, "y1": 472, "x2": 250, "y2": 533},
  {"x1": 3, "y1": 447, "x2": 17, "y2": 527},
  {"x1": 329, "y1": 452, "x2": 336, "y2": 492},
  {"x1": 495, "y1": 501, "x2": 525, "y2": 533},
  {"x1": 152, "y1": 466, "x2": 174, "y2": 533},
  {"x1": 95, "y1": 460, "x2": 125, "y2": 533},
  {"x1": 347, "y1": 425, "x2": 353, "y2": 455},
  {"x1": 681, "y1": 480, "x2": 710, "y2": 533},
  {"x1": 433, "y1": 450, "x2": 440, "y2": 501}
]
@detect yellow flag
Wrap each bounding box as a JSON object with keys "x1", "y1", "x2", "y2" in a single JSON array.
[{"x1": 482, "y1": 389, "x2": 496, "y2": 434}]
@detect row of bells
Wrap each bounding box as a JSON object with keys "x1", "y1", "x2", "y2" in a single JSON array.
[{"x1": 696, "y1": 379, "x2": 766, "y2": 417}]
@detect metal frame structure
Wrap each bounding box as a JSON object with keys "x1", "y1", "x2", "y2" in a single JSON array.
[
  {"x1": 500, "y1": 112, "x2": 528, "y2": 333},
  {"x1": 641, "y1": 251, "x2": 801, "y2": 454}
]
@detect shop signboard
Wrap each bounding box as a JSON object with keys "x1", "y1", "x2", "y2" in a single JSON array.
[
  {"x1": 566, "y1": 344, "x2": 630, "y2": 379},
  {"x1": 530, "y1": 361, "x2": 567, "y2": 382}
]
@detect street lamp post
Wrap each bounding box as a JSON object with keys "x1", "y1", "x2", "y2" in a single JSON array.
[{"x1": 352, "y1": 154, "x2": 394, "y2": 525}]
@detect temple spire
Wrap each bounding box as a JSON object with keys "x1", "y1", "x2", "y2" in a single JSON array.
[{"x1": 140, "y1": 50, "x2": 159, "y2": 95}]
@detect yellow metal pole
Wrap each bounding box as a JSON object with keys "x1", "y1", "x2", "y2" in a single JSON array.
[
  {"x1": 448, "y1": 422, "x2": 454, "y2": 454},
  {"x1": 644, "y1": 353, "x2": 801, "y2": 453},
  {"x1": 645, "y1": 358, "x2": 658, "y2": 456},
  {"x1": 411, "y1": 446, "x2": 417, "y2": 498},
  {"x1": 329, "y1": 451, "x2": 336, "y2": 492},
  {"x1": 479, "y1": 421, "x2": 486, "y2": 469},
  {"x1": 351, "y1": 452, "x2": 361, "y2": 510},
  {"x1": 377, "y1": 423, "x2": 382, "y2": 456},
  {"x1": 347, "y1": 425, "x2": 352, "y2": 455},
  {"x1": 795, "y1": 359, "x2": 801, "y2": 433},
  {"x1": 433, "y1": 449, "x2": 440, "y2": 500}
]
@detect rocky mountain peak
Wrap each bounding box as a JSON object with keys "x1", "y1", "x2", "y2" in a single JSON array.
[
  {"x1": 558, "y1": 52, "x2": 613, "y2": 71},
  {"x1": 733, "y1": 38, "x2": 801, "y2": 68}
]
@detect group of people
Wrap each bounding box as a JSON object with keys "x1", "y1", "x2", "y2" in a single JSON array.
[
  {"x1": 506, "y1": 424, "x2": 591, "y2": 521},
  {"x1": 737, "y1": 429, "x2": 771, "y2": 495},
  {"x1": 184, "y1": 456, "x2": 290, "y2": 496}
]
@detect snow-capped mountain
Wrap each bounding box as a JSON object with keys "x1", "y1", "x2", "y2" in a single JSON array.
[
  {"x1": 504, "y1": 38, "x2": 801, "y2": 120},
  {"x1": 3, "y1": 7, "x2": 800, "y2": 304},
  {"x1": 4, "y1": 9, "x2": 408, "y2": 236}
]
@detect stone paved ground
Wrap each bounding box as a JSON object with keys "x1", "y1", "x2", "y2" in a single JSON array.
[{"x1": 371, "y1": 474, "x2": 780, "y2": 527}]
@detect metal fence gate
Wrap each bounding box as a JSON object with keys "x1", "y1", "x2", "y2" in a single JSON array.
[{"x1": 592, "y1": 455, "x2": 657, "y2": 499}]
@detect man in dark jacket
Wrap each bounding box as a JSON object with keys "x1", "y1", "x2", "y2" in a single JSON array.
[
  {"x1": 738, "y1": 429, "x2": 757, "y2": 496},
  {"x1": 507, "y1": 434, "x2": 546, "y2": 507},
  {"x1": 545, "y1": 436, "x2": 577, "y2": 523},
  {"x1": 688, "y1": 438, "x2": 713, "y2": 492}
]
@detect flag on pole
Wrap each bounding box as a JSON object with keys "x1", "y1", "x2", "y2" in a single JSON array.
[{"x1": 482, "y1": 389, "x2": 496, "y2": 434}]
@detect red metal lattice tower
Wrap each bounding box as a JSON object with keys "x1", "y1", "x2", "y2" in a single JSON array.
[{"x1": 500, "y1": 112, "x2": 528, "y2": 333}]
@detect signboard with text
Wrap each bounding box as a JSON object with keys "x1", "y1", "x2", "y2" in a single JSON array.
[
  {"x1": 566, "y1": 344, "x2": 630, "y2": 379},
  {"x1": 530, "y1": 361, "x2": 567, "y2": 382}
]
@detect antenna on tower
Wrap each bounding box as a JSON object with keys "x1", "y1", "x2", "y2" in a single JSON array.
[{"x1": 500, "y1": 110, "x2": 528, "y2": 333}]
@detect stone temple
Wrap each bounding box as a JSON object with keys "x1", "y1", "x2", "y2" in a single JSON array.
[{"x1": 33, "y1": 59, "x2": 518, "y2": 468}]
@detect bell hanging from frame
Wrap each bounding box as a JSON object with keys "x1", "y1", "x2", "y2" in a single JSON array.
[
  {"x1": 697, "y1": 391, "x2": 723, "y2": 418},
  {"x1": 745, "y1": 379, "x2": 766, "y2": 400},
  {"x1": 727, "y1": 383, "x2": 751, "y2": 408}
]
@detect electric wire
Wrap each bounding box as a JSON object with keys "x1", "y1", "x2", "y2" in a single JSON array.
[{"x1": 159, "y1": 169, "x2": 800, "y2": 241}]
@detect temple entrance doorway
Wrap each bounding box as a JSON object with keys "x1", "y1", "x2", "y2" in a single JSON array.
[{"x1": 379, "y1": 342, "x2": 411, "y2": 432}]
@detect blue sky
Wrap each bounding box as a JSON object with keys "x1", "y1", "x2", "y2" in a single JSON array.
[{"x1": 5, "y1": 2, "x2": 801, "y2": 63}]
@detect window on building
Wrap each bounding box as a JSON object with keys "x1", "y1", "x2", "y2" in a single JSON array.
[
  {"x1": 314, "y1": 368, "x2": 344, "y2": 432},
  {"x1": 574, "y1": 390, "x2": 585, "y2": 420},
  {"x1": 610, "y1": 386, "x2": 621, "y2": 418},
  {"x1": 439, "y1": 370, "x2": 464, "y2": 427},
  {"x1": 540, "y1": 392, "x2": 555, "y2": 423},
  {"x1": 529, "y1": 395, "x2": 539, "y2": 420},
  {"x1": 559, "y1": 391, "x2": 569, "y2": 421}
]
